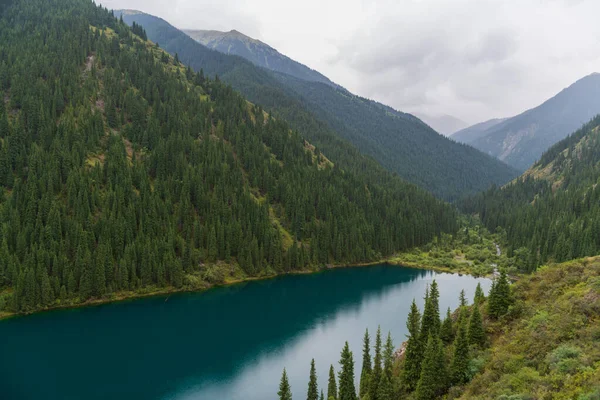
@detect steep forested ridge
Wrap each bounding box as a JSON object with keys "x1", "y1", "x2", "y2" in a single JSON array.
[
  {"x1": 461, "y1": 116, "x2": 600, "y2": 271},
  {"x1": 117, "y1": 11, "x2": 518, "y2": 201},
  {"x1": 0, "y1": 0, "x2": 459, "y2": 314}
]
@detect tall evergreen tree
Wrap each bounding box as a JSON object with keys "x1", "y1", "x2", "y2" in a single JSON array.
[
  {"x1": 368, "y1": 326, "x2": 382, "y2": 400},
  {"x1": 279, "y1": 368, "x2": 293, "y2": 400},
  {"x1": 474, "y1": 282, "x2": 485, "y2": 305},
  {"x1": 467, "y1": 304, "x2": 485, "y2": 347},
  {"x1": 359, "y1": 328, "x2": 372, "y2": 398},
  {"x1": 327, "y1": 365, "x2": 337, "y2": 400},
  {"x1": 338, "y1": 342, "x2": 357, "y2": 400},
  {"x1": 459, "y1": 289, "x2": 467, "y2": 307},
  {"x1": 488, "y1": 271, "x2": 511, "y2": 318},
  {"x1": 420, "y1": 281, "x2": 440, "y2": 343},
  {"x1": 376, "y1": 372, "x2": 393, "y2": 400},
  {"x1": 307, "y1": 359, "x2": 319, "y2": 400},
  {"x1": 451, "y1": 315, "x2": 470, "y2": 385},
  {"x1": 402, "y1": 299, "x2": 423, "y2": 391},
  {"x1": 440, "y1": 307, "x2": 454, "y2": 344},
  {"x1": 415, "y1": 335, "x2": 447, "y2": 400},
  {"x1": 383, "y1": 332, "x2": 394, "y2": 379}
]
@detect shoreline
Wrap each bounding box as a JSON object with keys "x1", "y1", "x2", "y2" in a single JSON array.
[{"x1": 0, "y1": 257, "x2": 487, "y2": 322}]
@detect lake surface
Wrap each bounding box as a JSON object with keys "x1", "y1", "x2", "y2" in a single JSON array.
[{"x1": 0, "y1": 264, "x2": 490, "y2": 400}]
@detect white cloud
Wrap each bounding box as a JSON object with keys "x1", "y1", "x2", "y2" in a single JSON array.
[{"x1": 99, "y1": 0, "x2": 600, "y2": 124}]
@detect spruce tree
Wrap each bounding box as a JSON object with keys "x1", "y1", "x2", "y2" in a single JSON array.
[
  {"x1": 474, "y1": 282, "x2": 485, "y2": 305},
  {"x1": 402, "y1": 299, "x2": 423, "y2": 391},
  {"x1": 338, "y1": 341, "x2": 357, "y2": 400},
  {"x1": 440, "y1": 307, "x2": 454, "y2": 344},
  {"x1": 307, "y1": 358, "x2": 318, "y2": 400},
  {"x1": 415, "y1": 335, "x2": 446, "y2": 400},
  {"x1": 320, "y1": 390, "x2": 324, "y2": 400},
  {"x1": 279, "y1": 368, "x2": 292, "y2": 400},
  {"x1": 376, "y1": 372, "x2": 393, "y2": 400},
  {"x1": 459, "y1": 289, "x2": 467, "y2": 307},
  {"x1": 450, "y1": 315, "x2": 470, "y2": 385},
  {"x1": 420, "y1": 281, "x2": 440, "y2": 343},
  {"x1": 467, "y1": 304, "x2": 485, "y2": 347},
  {"x1": 383, "y1": 332, "x2": 394, "y2": 379},
  {"x1": 327, "y1": 365, "x2": 337, "y2": 400},
  {"x1": 368, "y1": 326, "x2": 382, "y2": 399},
  {"x1": 359, "y1": 328, "x2": 372, "y2": 398},
  {"x1": 488, "y1": 271, "x2": 511, "y2": 318}
]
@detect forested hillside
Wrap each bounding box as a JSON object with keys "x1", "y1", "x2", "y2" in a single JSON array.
[
  {"x1": 0, "y1": 0, "x2": 459, "y2": 314},
  {"x1": 461, "y1": 116, "x2": 600, "y2": 271},
  {"x1": 117, "y1": 11, "x2": 518, "y2": 201}
]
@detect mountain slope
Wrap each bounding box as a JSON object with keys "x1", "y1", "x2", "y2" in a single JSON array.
[
  {"x1": 183, "y1": 28, "x2": 336, "y2": 87},
  {"x1": 467, "y1": 73, "x2": 600, "y2": 170},
  {"x1": 451, "y1": 117, "x2": 507, "y2": 143},
  {"x1": 413, "y1": 112, "x2": 468, "y2": 136},
  {"x1": 116, "y1": 11, "x2": 518, "y2": 201},
  {"x1": 461, "y1": 116, "x2": 600, "y2": 271},
  {"x1": 0, "y1": 0, "x2": 459, "y2": 315},
  {"x1": 459, "y1": 256, "x2": 600, "y2": 399}
]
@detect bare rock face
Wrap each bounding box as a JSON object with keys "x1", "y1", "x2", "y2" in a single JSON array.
[{"x1": 395, "y1": 341, "x2": 408, "y2": 360}]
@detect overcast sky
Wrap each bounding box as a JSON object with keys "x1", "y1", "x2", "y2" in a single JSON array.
[{"x1": 98, "y1": 0, "x2": 600, "y2": 125}]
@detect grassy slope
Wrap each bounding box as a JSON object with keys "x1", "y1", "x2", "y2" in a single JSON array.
[{"x1": 459, "y1": 257, "x2": 600, "y2": 399}]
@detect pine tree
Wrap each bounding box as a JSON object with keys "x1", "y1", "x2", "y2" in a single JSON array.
[
  {"x1": 459, "y1": 289, "x2": 467, "y2": 307},
  {"x1": 468, "y1": 304, "x2": 485, "y2": 347},
  {"x1": 320, "y1": 390, "x2": 324, "y2": 400},
  {"x1": 307, "y1": 359, "x2": 318, "y2": 400},
  {"x1": 440, "y1": 307, "x2": 454, "y2": 344},
  {"x1": 327, "y1": 365, "x2": 337, "y2": 400},
  {"x1": 488, "y1": 271, "x2": 511, "y2": 318},
  {"x1": 338, "y1": 342, "x2": 357, "y2": 400},
  {"x1": 368, "y1": 326, "x2": 382, "y2": 399},
  {"x1": 474, "y1": 282, "x2": 485, "y2": 305},
  {"x1": 359, "y1": 328, "x2": 372, "y2": 398},
  {"x1": 402, "y1": 299, "x2": 423, "y2": 391},
  {"x1": 420, "y1": 281, "x2": 440, "y2": 343},
  {"x1": 383, "y1": 332, "x2": 394, "y2": 379},
  {"x1": 278, "y1": 368, "x2": 293, "y2": 400},
  {"x1": 376, "y1": 372, "x2": 393, "y2": 400},
  {"x1": 450, "y1": 315, "x2": 470, "y2": 385},
  {"x1": 415, "y1": 335, "x2": 447, "y2": 400}
]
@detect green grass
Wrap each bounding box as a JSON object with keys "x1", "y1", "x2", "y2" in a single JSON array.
[{"x1": 388, "y1": 226, "x2": 500, "y2": 277}]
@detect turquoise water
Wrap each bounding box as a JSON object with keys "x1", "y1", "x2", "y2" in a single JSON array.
[{"x1": 0, "y1": 264, "x2": 490, "y2": 400}]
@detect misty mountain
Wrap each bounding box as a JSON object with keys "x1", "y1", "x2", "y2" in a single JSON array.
[
  {"x1": 465, "y1": 73, "x2": 600, "y2": 170},
  {"x1": 413, "y1": 113, "x2": 468, "y2": 136},
  {"x1": 116, "y1": 10, "x2": 518, "y2": 201},
  {"x1": 451, "y1": 118, "x2": 507, "y2": 143},
  {"x1": 184, "y1": 29, "x2": 336, "y2": 87}
]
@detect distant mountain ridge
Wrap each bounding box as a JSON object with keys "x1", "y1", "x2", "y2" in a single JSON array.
[
  {"x1": 458, "y1": 73, "x2": 600, "y2": 170},
  {"x1": 116, "y1": 10, "x2": 518, "y2": 201},
  {"x1": 184, "y1": 28, "x2": 337, "y2": 87},
  {"x1": 451, "y1": 118, "x2": 507, "y2": 143},
  {"x1": 414, "y1": 113, "x2": 468, "y2": 136}
]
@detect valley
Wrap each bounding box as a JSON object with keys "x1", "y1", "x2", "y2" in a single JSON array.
[{"x1": 0, "y1": 1, "x2": 599, "y2": 399}]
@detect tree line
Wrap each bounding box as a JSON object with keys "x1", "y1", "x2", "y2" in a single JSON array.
[
  {"x1": 0, "y1": 0, "x2": 458, "y2": 313},
  {"x1": 460, "y1": 115, "x2": 600, "y2": 272},
  {"x1": 276, "y1": 274, "x2": 513, "y2": 399}
]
